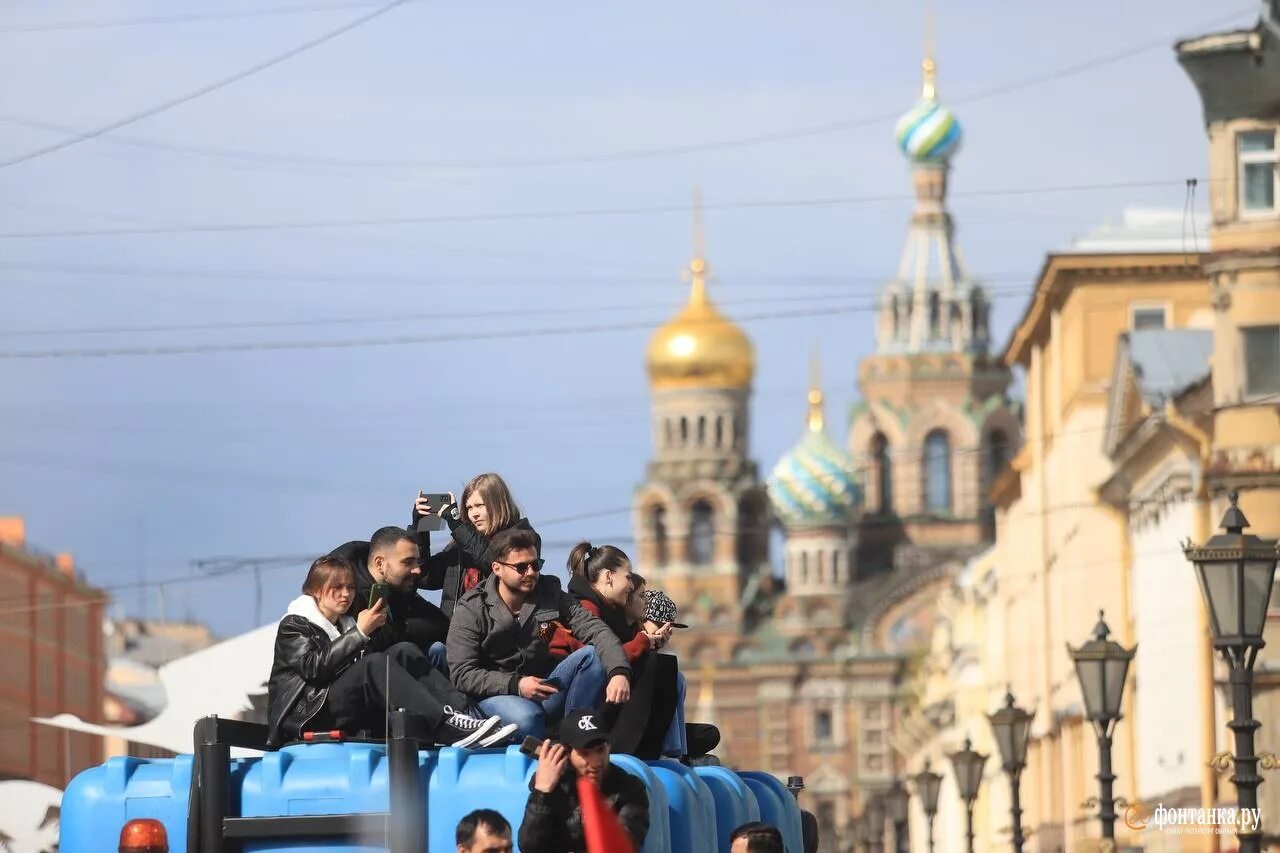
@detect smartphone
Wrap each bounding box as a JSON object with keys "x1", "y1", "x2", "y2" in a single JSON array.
[
  {"x1": 369, "y1": 582, "x2": 390, "y2": 610},
  {"x1": 519, "y1": 735, "x2": 543, "y2": 757},
  {"x1": 414, "y1": 491, "x2": 453, "y2": 533}
]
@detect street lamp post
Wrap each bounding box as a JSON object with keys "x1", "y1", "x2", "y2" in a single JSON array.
[
  {"x1": 988, "y1": 688, "x2": 1033, "y2": 853},
  {"x1": 883, "y1": 780, "x2": 909, "y2": 853},
  {"x1": 949, "y1": 737, "x2": 988, "y2": 853},
  {"x1": 1068, "y1": 610, "x2": 1135, "y2": 848},
  {"x1": 865, "y1": 796, "x2": 886, "y2": 853},
  {"x1": 911, "y1": 759, "x2": 943, "y2": 853},
  {"x1": 1184, "y1": 491, "x2": 1279, "y2": 853}
]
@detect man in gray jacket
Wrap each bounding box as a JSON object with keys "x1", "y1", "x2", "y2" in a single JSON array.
[{"x1": 446, "y1": 527, "x2": 631, "y2": 738}]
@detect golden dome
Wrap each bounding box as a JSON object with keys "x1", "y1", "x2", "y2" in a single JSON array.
[{"x1": 646, "y1": 257, "x2": 755, "y2": 392}]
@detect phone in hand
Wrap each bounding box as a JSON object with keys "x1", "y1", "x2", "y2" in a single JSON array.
[
  {"x1": 519, "y1": 735, "x2": 543, "y2": 757},
  {"x1": 369, "y1": 582, "x2": 390, "y2": 611},
  {"x1": 415, "y1": 491, "x2": 453, "y2": 532}
]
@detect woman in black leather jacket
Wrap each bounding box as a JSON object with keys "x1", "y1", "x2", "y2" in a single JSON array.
[{"x1": 265, "y1": 556, "x2": 514, "y2": 748}]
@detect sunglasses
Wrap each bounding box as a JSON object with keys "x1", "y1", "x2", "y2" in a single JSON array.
[{"x1": 497, "y1": 558, "x2": 545, "y2": 574}]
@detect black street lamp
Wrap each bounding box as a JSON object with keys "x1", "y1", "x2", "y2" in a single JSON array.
[
  {"x1": 1068, "y1": 610, "x2": 1135, "y2": 847},
  {"x1": 882, "y1": 780, "x2": 909, "y2": 853},
  {"x1": 865, "y1": 796, "x2": 886, "y2": 853},
  {"x1": 987, "y1": 688, "x2": 1033, "y2": 853},
  {"x1": 1184, "y1": 491, "x2": 1279, "y2": 853},
  {"x1": 911, "y1": 759, "x2": 943, "y2": 853},
  {"x1": 949, "y1": 736, "x2": 988, "y2": 853}
]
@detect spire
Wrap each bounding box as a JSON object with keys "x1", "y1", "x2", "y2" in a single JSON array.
[
  {"x1": 807, "y1": 349, "x2": 825, "y2": 433},
  {"x1": 922, "y1": 3, "x2": 936, "y2": 100},
  {"x1": 687, "y1": 187, "x2": 709, "y2": 306}
]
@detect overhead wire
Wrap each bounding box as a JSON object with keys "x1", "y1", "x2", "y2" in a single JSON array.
[
  {"x1": 0, "y1": 0, "x2": 411, "y2": 172},
  {"x1": 0, "y1": 7, "x2": 1253, "y2": 173},
  {"x1": 0, "y1": 1, "x2": 404, "y2": 33}
]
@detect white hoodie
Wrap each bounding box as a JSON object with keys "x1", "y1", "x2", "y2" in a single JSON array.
[{"x1": 285, "y1": 594, "x2": 364, "y2": 642}]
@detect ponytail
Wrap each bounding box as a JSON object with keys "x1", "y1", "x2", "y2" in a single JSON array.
[{"x1": 568, "y1": 541, "x2": 631, "y2": 583}]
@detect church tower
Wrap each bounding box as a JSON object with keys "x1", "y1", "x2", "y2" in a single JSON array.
[
  {"x1": 633, "y1": 194, "x2": 771, "y2": 640},
  {"x1": 848, "y1": 53, "x2": 1021, "y2": 572}
]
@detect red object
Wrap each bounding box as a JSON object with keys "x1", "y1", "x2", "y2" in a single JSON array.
[
  {"x1": 576, "y1": 776, "x2": 635, "y2": 853},
  {"x1": 302, "y1": 730, "x2": 344, "y2": 742},
  {"x1": 119, "y1": 818, "x2": 169, "y2": 853}
]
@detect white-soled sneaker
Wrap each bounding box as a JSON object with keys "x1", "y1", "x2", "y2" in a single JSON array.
[
  {"x1": 437, "y1": 706, "x2": 502, "y2": 748},
  {"x1": 477, "y1": 722, "x2": 520, "y2": 748}
]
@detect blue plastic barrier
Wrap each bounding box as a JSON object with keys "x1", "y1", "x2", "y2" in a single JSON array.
[
  {"x1": 739, "y1": 771, "x2": 804, "y2": 853},
  {"x1": 694, "y1": 766, "x2": 761, "y2": 853}
]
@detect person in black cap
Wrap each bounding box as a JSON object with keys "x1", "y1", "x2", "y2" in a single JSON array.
[{"x1": 517, "y1": 708, "x2": 650, "y2": 853}]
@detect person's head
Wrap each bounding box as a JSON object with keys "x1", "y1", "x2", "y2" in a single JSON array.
[
  {"x1": 302, "y1": 556, "x2": 357, "y2": 622},
  {"x1": 561, "y1": 709, "x2": 611, "y2": 785},
  {"x1": 462, "y1": 473, "x2": 520, "y2": 537},
  {"x1": 455, "y1": 809, "x2": 512, "y2": 853},
  {"x1": 568, "y1": 542, "x2": 633, "y2": 608},
  {"x1": 730, "y1": 822, "x2": 784, "y2": 853},
  {"x1": 368, "y1": 526, "x2": 420, "y2": 592},
  {"x1": 489, "y1": 528, "x2": 542, "y2": 597},
  {"x1": 624, "y1": 572, "x2": 647, "y2": 623}
]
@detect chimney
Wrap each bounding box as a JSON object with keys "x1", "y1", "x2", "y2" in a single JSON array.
[
  {"x1": 0, "y1": 517, "x2": 24, "y2": 549},
  {"x1": 55, "y1": 553, "x2": 76, "y2": 578}
]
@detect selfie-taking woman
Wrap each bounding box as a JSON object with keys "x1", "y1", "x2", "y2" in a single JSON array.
[
  {"x1": 266, "y1": 556, "x2": 516, "y2": 748},
  {"x1": 423, "y1": 472, "x2": 541, "y2": 619}
]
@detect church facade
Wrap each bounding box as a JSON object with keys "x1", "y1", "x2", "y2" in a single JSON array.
[{"x1": 631, "y1": 56, "x2": 1022, "y2": 850}]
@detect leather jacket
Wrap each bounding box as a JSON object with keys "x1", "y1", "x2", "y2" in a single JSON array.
[{"x1": 266, "y1": 612, "x2": 369, "y2": 747}]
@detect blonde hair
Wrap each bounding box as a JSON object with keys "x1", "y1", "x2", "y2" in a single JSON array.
[{"x1": 462, "y1": 472, "x2": 521, "y2": 535}]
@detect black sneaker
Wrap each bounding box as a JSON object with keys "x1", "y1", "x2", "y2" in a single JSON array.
[
  {"x1": 435, "y1": 706, "x2": 502, "y2": 748},
  {"x1": 685, "y1": 723, "x2": 720, "y2": 759}
]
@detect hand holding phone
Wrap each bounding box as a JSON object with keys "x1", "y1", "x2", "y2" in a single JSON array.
[
  {"x1": 414, "y1": 491, "x2": 452, "y2": 532},
  {"x1": 368, "y1": 582, "x2": 390, "y2": 611}
]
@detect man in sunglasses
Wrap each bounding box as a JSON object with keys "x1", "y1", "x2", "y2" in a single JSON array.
[{"x1": 446, "y1": 527, "x2": 632, "y2": 739}]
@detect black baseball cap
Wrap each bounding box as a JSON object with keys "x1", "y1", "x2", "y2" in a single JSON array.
[{"x1": 559, "y1": 708, "x2": 611, "y2": 750}]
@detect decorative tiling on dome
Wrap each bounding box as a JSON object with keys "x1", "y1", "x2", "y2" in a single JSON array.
[{"x1": 894, "y1": 97, "x2": 961, "y2": 163}]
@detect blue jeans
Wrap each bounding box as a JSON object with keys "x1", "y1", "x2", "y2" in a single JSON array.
[
  {"x1": 663, "y1": 671, "x2": 688, "y2": 757},
  {"x1": 427, "y1": 642, "x2": 448, "y2": 676},
  {"x1": 476, "y1": 646, "x2": 605, "y2": 738}
]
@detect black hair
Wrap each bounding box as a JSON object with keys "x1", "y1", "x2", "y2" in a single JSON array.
[
  {"x1": 567, "y1": 541, "x2": 631, "y2": 583},
  {"x1": 489, "y1": 527, "x2": 539, "y2": 562},
  {"x1": 455, "y1": 809, "x2": 511, "y2": 845},
  {"x1": 369, "y1": 526, "x2": 413, "y2": 557},
  {"x1": 730, "y1": 822, "x2": 784, "y2": 853}
]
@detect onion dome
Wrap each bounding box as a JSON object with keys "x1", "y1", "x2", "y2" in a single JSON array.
[
  {"x1": 768, "y1": 356, "x2": 860, "y2": 527},
  {"x1": 893, "y1": 56, "x2": 962, "y2": 164}
]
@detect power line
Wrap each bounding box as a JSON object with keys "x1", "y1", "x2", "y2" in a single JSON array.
[
  {"x1": 0, "y1": 1, "x2": 401, "y2": 33},
  {"x1": 0, "y1": 289, "x2": 1036, "y2": 359},
  {"x1": 0, "y1": 0, "x2": 410, "y2": 173},
  {"x1": 0, "y1": 178, "x2": 1201, "y2": 240},
  {"x1": 0, "y1": 7, "x2": 1252, "y2": 173}
]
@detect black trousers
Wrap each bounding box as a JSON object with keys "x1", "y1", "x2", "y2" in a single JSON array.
[
  {"x1": 605, "y1": 652, "x2": 678, "y2": 759},
  {"x1": 322, "y1": 641, "x2": 469, "y2": 734}
]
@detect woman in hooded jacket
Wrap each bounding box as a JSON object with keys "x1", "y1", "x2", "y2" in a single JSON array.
[
  {"x1": 423, "y1": 472, "x2": 541, "y2": 619},
  {"x1": 265, "y1": 555, "x2": 515, "y2": 749}
]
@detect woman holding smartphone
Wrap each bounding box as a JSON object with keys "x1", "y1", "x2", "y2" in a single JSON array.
[
  {"x1": 422, "y1": 472, "x2": 541, "y2": 619},
  {"x1": 266, "y1": 556, "x2": 516, "y2": 749}
]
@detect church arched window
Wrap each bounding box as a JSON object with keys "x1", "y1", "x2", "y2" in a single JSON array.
[
  {"x1": 923, "y1": 430, "x2": 952, "y2": 513},
  {"x1": 872, "y1": 432, "x2": 892, "y2": 513},
  {"x1": 697, "y1": 415, "x2": 707, "y2": 446},
  {"x1": 987, "y1": 429, "x2": 1010, "y2": 486},
  {"x1": 715, "y1": 416, "x2": 724, "y2": 448},
  {"x1": 663, "y1": 419, "x2": 673, "y2": 449},
  {"x1": 800, "y1": 551, "x2": 809, "y2": 584},
  {"x1": 689, "y1": 500, "x2": 714, "y2": 565},
  {"x1": 928, "y1": 292, "x2": 941, "y2": 336},
  {"x1": 680, "y1": 416, "x2": 689, "y2": 446},
  {"x1": 651, "y1": 505, "x2": 669, "y2": 567}
]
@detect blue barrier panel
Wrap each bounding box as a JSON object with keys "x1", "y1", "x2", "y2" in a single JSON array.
[
  {"x1": 643, "y1": 760, "x2": 716, "y2": 852},
  {"x1": 694, "y1": 766, "x2": 760, "y2": 853},
  {"x1": 428, "y1": 746, "x2": 536, "y2": 853},
  {"x1": 609, "y1": 754, "x2": 671, "y2": 853},
  {"x1": 60, "y1": 754, "x2": 206, "y2": 853},
  {"x1": 739, "y1": 771, "x2": 803, "y2": 853}
]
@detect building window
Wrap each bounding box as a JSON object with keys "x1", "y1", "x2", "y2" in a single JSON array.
[
  {"x1": 663, "y1": 419, "x2": 673, "y2": 448},
  {"x1": 715, "y1": 416, "x2": 724, "y2": 448},
  {"x1": 814, "y1": 709, "x2": 833, "y2": 744},
  {"x1": 799, "y1": 551, "x2": 809, "y2": 584},
  {"x1": 1239, "y1": 130, "x2": 1278, "y2": 215},
  {"x1": 689, "y1": 500, "x2": 714, "y2": 565},
  {"x1": 651, "y1": 505, "x2": 669, "y2": 567},
  {"x1": 872, "y1": 432, "x2": 892, "y2": 513},
  {"x1": 680, "y1": 417, "x2": 689, "y2": 446},
  {"x1": 697, "y1": 415, "x2": 707, "y2": 446},
  {"x1": 987, "y1": 429, "x2": 1010, "y2": 485},
  {"x1": 1131, "y1": 305, "x2": 1167, "y2": 331},
  {"x1": 831, "y1": 550, "x2": 841, "y2": 585},
  {"x1": 923, "y1": 430, "x2": 952, "y2": 513},
  {"x1": 1243, "y1": 326, "x2": 1280, "y2": 397}
]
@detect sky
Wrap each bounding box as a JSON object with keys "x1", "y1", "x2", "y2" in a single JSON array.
[{"x1": 0, "y1": 0, "x2": 1246, "y2": 637}]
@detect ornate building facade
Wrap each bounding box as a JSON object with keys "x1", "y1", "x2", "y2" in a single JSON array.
[{"x1": 631, "y1": 56, "x2": 1022, "y2": 852}]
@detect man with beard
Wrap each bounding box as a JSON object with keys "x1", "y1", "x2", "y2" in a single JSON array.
[{"x1": 517, "y1": 709, "x2": 649, "y2": 853}]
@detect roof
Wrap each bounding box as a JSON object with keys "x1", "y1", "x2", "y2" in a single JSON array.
[
  {"x1": 1176, "y1": 2, "x2": 1280, "y2": 124},
  {"x1": 1126, "y1": 329, "x2": 1214, "y2": 405},
  {"x1": 1067, "y1": 207, "x2": 1208, "y2": 254}
]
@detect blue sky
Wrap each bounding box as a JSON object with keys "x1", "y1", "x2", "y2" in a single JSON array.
[{"x1": 0, "y1": 0, "x2": 1242, "y2": 636}]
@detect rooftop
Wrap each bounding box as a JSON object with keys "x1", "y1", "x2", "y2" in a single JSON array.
[
  {"x1": 1067, "y1": 207, "x2": 1208, "y2": 254},
  {"x1": 1126, "y1": 328, "x2": 1214, "y2": 406}
]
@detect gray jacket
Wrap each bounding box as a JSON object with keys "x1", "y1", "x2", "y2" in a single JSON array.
[{"x1": 446, "y1": 573, "x2": 631, "y2": 700}]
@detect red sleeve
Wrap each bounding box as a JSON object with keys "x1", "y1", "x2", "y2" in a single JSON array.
[
  {"x1": 621, "y1": 631, "x2": 651, "y2": 663},
  {"x1": 580, "y1": 600, "x2": 602, "y2": 617}
]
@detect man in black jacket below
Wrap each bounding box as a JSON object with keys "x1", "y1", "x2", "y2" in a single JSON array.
[
  {"x1": 330, "y1": 523, "x2": 451, "y2": 656},
  {"x1": 518, "y1": 709, "x2": 649, "y2": 853}
]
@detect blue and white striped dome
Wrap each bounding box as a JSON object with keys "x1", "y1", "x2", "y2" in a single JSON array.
[
  {"x1": 768, "y1": 430, "x2": 861, "y2": 528},
  {"x1": 894, "y1": 97, "x2": 962, "y2": 163}
]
